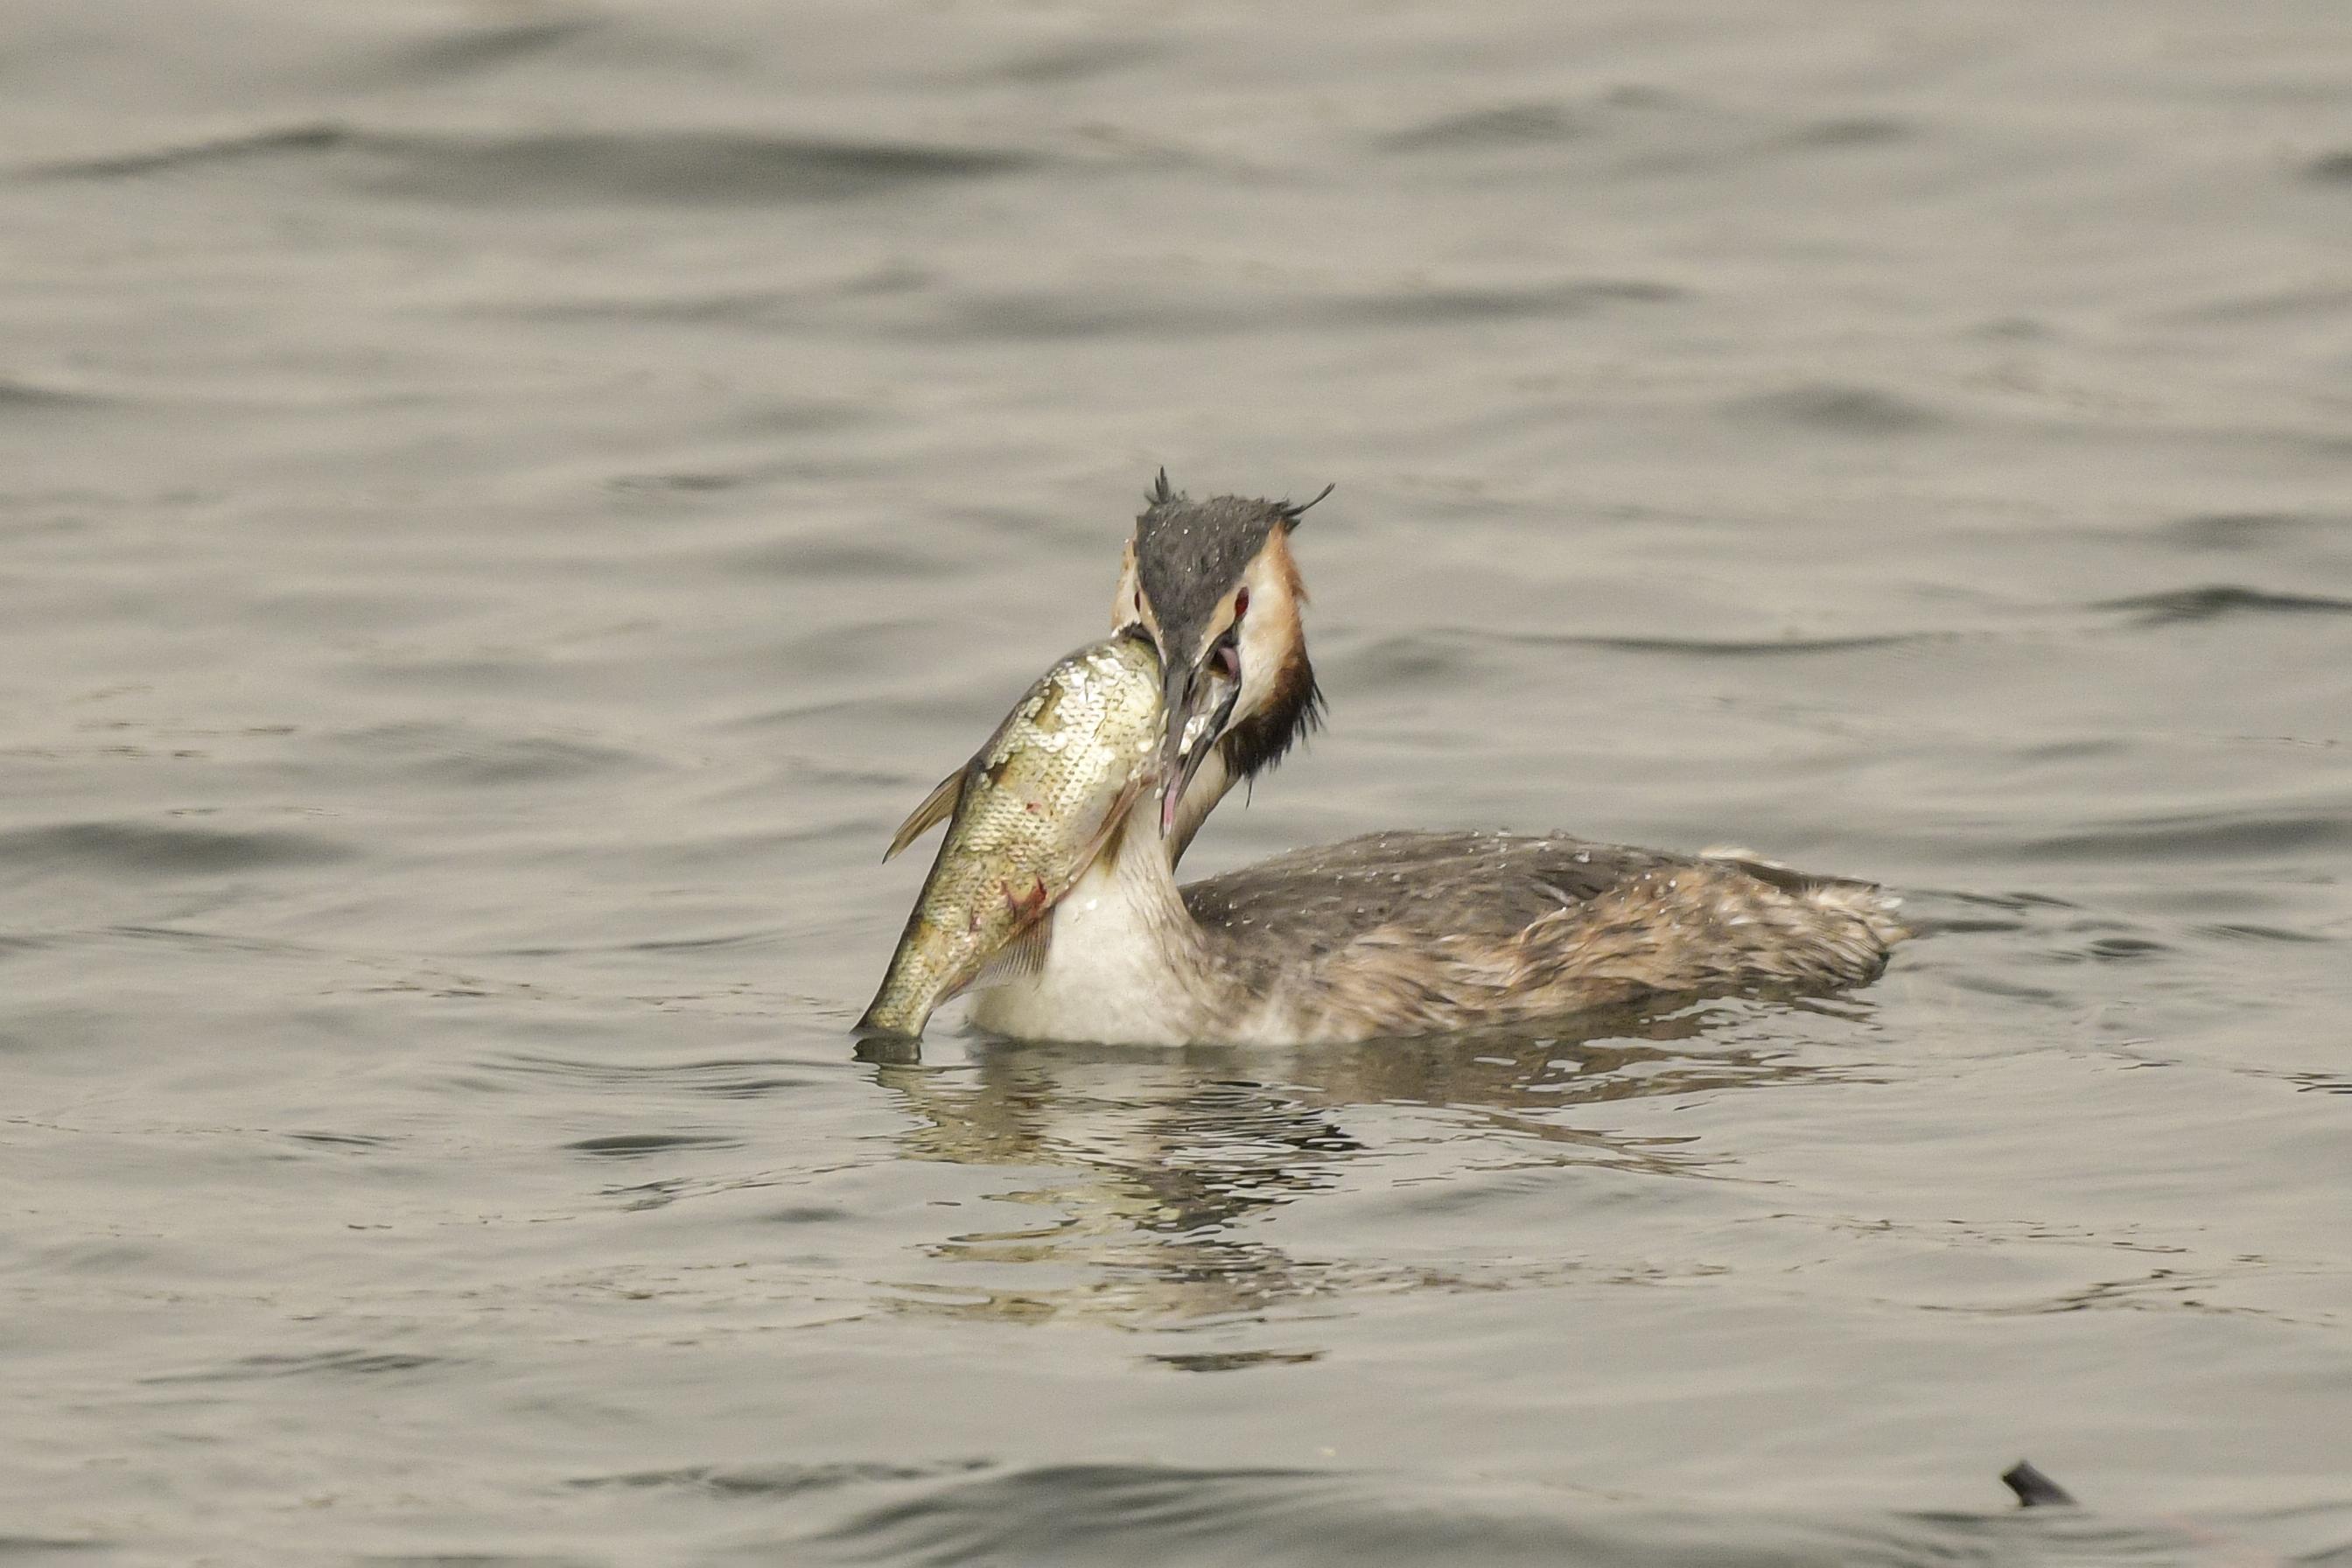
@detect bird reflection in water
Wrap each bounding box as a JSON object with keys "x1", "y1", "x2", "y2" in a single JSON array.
[{"x1": 858, "y1": 998, "x2": 1863, "y2": 1332}]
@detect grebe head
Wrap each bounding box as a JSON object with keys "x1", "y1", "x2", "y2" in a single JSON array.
[{"x1": 1112, "y1": 470, "x2": 1331, "y2": 850}]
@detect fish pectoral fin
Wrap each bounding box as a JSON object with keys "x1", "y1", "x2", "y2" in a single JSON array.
[
  {"x1": 970, "y1": 916, "x2": 1051, "y2": 991},
  {"x1": 962, "y1": 784, "x2": 1137, "y2": 995},
  {"x1": 883, "y1": 768, "x2": 965, "y2": 862}
]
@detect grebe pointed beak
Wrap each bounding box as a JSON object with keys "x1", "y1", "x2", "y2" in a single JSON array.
[{"x1": 1157, "y1": 643, "x2": 1237, "y2": 836}]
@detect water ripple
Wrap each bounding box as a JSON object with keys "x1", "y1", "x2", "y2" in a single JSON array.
[
  {"x1": 783, "y1": 1461, "x2": 2258, "y2": 1568},
  {"x1": 1377, "y1": 102, "x2": 1587, "y2": 153},
  {"x1": 564, "y1": 1132, "x2": 742, "y2": 1159},
  {"x1": 2159, "y1": 511, "x2": 2333, "y2": 551},
  {"x1": 916, "y1": 274, "x2": 1682, "y2": 341},
  {"x1": 2301, "y1": 150, "x2": 2352, "y2": 186},
  {"x1": 20, "y1": 122, "x2": 347, "y2": 179},
  {"x1": 1334, "y1": 278, "x2": 1685, "y2": 325},
  {"x1": 0, "y1": 378, "x2": 116, "y2": 412},
  {"x1": 144, "y1": 1348, "x2": 447, "y2": 1385},
  {"x1": 365, "y1": 15, "x2": 598, "y2": 84},
  {"x1": 1728, "y1": 382, "x2": 1950, "y2": 436},
  {"x1": 0, "y1": 1535, "x2": 115, "y2": 1557},
  {"x1": 0, "y1": 820, "x2": 353, "y2": 879},
  {"x1": 1522, "y1": 629, "x2": 1933, "y2": 659},
  {"x1": 982, "y1": 38, "x2": 1164, "y2": 86},
  {"x1": 1352, "y1": 626, "x2": 1943, "y2": 676},
  {"x1": 572, "y1": 1459, "x2": 988, "y2": 1500},
  {"x1": 2092, "y1": 584, "x2": 2352, "y2": 626},
  {"x1": 2024, "y1": 807, "x2": 2352, "y2": 860},
  {"x1": 1779, "y1": 116, "x2": 1915, "y2": 149},
  {"x1": 24, "y1": 125, "x2": 1036, "y2": 206},
  {"x1": 486, "y1": 1054, "x2": 820, "y2": 1096},
  {"x1": 326, "y1": 723, "x2": 656, "y2": 789}
]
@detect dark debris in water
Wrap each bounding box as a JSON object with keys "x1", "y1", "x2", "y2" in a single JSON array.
[
  {"x1": 2003, "y1": 1459, "x2": 2079, "y2": 1508},
  {"x1": 2289, "y1": 1074, "x2": 2352, "y2": 1096}
]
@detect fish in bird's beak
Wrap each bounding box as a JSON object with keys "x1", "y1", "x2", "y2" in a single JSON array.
[{"x1": 1156, "y1": 618, "x2": 1241, "y2": 836}]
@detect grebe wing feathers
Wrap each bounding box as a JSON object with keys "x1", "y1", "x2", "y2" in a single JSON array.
[
  {"x1": 1180, "y1": 830, "x2": 1906, "y2": 1031},
  {"x1": 1180, "y1": 830, "x2": 1673, "y2": 955}
]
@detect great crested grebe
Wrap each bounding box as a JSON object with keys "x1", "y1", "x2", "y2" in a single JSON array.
[{"x1": 963, "y1": 473, "x2": 1907, "y2": 1046}]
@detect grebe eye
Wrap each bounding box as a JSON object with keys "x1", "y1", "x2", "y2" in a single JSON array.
[{"x1": 1234, "y1": 587, "x2": 1250, "y2": 620}]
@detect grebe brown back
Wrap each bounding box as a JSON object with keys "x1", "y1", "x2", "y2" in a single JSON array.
[{"x1": 953, "y1": 472, "x2": 1906, "y2": 1046}]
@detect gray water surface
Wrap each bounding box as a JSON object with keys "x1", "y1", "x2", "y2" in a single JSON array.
[{"x1": 5, "y1": 2, "x2": 2351, "y2": 1563}]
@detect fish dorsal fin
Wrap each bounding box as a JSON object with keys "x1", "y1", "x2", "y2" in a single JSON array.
[
  {"x1": 970, "y1": 915, "x2": 1051, "y2": 991},
  {"x1": 883, "y1": 767, "x2": 964, "y2": 862}
]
